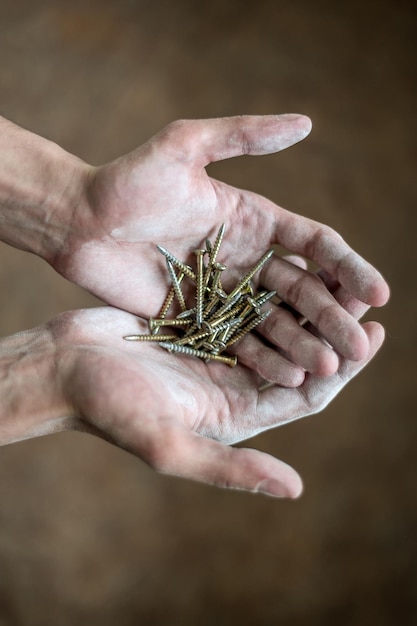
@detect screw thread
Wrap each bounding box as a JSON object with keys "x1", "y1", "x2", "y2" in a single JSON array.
[
  {"x1": 166, "y1": 260, "x2": 187, "y2": 311},
  {"x1": 149, "y1": 317, "x2": 192, "y2": 333},
  {"x1": 157, "y1": 245, "x2": 196, "y2": 280},
  {"x1": 124, "y1": 334, "x2": 178, "y2": 342},
  {"x1": 227, "y1": 249, "x2": 274, "y2": 301},
  {"x1": 156, "y1": 272, "x2": 185, "y2": 320},
  {"x1": 226, "y1": 309, "x2": 271, "y2": 346},
  {"x1": 159, "y1": 342, "x2": 237, "y2": 367},
  {"x1": 194, "y1": 249, "x2": 206, "y2": 327}
]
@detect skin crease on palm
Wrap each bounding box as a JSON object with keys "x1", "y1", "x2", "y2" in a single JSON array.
[
  {"x1": 46, "y1": 116, "x2": 389, "y2": 499},
  {"x1": 1, "y1": 114, "x2": 390, "y2": 498},
  {"x1": 52, "y1": 302, "x2": 384, "y2": 500}
]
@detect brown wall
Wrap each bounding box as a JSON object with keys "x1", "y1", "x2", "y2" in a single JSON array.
[{"x1": 0, "y1": 1, "x2": 415, "y2": 624}]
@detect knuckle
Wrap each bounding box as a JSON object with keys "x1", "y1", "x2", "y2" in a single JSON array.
[
  {"x1": 315, "y1": 302, "x2": 339, "y2": 330},
  {"x1": 155, "y1": 119, "x2": 199, "y2": 162},
  {"x1": 286, "y1": 273, "x2": 317, "y2": 306},
  {"x1": 307, "y1": 224, "x2": 342, "y2": 259},
  {"x1": 158, "y1": 119, "x2": 193, "y2": 144}
]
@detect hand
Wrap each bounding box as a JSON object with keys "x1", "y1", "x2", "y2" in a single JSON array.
[
  {"x1": 55, "y1": 115, "x2": 389, "y2": 386},
  {"x1": 52, "y1": 296, "x2": 384, "y2": 498}
]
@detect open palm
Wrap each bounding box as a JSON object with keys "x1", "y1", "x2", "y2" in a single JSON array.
[
  {"x1": 65, "y1": 116, "x2": 388, "y2": 315},
  {"x1": 57, "y1": 304, "x2": 384, "y2": 498},
  {"x1": 57, "y1": 115, "x2": 389, "y2": 384}
]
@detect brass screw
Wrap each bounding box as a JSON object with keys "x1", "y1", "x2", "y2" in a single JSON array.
[
  {"x1": 159, "y1": 341, "x2": 237, "y2": 367},
  {"x1": 209, "y1": 303, "x2": 244, "y2": 327},
  {"x1": 157, "y1": 245, "x2": 196, "y2": 281},
  {"x1": 175, "y1": 316, "x2": 241, "y2": 346},
  {"x1": 207, "y1": 261, "x2": 226, "y2": 294},
  {"x1": 149, "y1": 317, "x2": 192, "y2": 333},
  {"x1": 226, "y1": 309, "x2": 271, "y2": 346},
  {"x1": 124, "y1": 334, "x2": 178, "y2": 342},
  {"x1": 226, "y1": 249, "x2": 274, "y2": 301},
  {"x1": 155, "y1": 271, "x2": 185, "y2": 322},
  {"x1": 166, "y1": 260, "x2": 187, "y2": 311},
  {"x1": 206, "y1": 292, "x2": 241, "y2": 321},
  {"x1": 209, "y1": 223, "x2": 225, "y2": 267},
  {"x1": 194, "y1": 248, "x2": 206, "y2": 328},
  {"x1": 255, "y1": 290, "x2": 276, "y2": 306},
  {"x1": 125, "y1": 224, "x2": 277, "y2": 369}
]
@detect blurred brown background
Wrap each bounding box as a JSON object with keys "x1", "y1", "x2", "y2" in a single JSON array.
[{"x1": 0, "y1": 1, "x2": 416, "y2": 624}]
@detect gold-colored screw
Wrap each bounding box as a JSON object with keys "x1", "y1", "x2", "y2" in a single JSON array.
[
  {"x1": 255, "y1": 290, "x2": 276, "y2": 306},
  {"x1": 124, "y1": 334, "x2": 178, "y2": 342},
  {"x1": 226, "y1": 309, "x2": 271, "y2": 346},
  {"x1": 207, "y1": 261, "x2": 226, "y2": 294},
  {"x1": 125, "y1": 224, "x2": 277, "y2": 369},
  {"x1": 166, "y1": 260, "x2": 187, "y2": 311},
  {"x1": 207, "y1": 291, "x2": 240, "y2": 321},
  {"x1": 194, "y1": 248, "x2": 206, "y2": 328},
  {"x1": 155, "y1": 271, "x2": 185, "y2": 322},
  {"x1": 157, "y1": 245, "x2": 196, "y2": 281},
  {"x1": 226, "y1": 249, "x2": 274, "y2": 302},
  {"x1": 159, "y1": 341, "x2": 237, "y2": 367},
  {"x1": 176, "y1": 317, "x2": 241, "y2": 346},
  {"x1": 149, "y1": 317, "x2": 192, "y2": 333},
  {"x1": 209, "y1": 223, "x2": 225, "y2": 267}
]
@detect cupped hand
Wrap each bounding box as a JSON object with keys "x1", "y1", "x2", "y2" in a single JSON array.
[
  {"x1": 57, "y1": 115, "x2": 389, "y2": 384},
  {"x1": 54, "y1": 299, "x2": 385, "y2": 499}
]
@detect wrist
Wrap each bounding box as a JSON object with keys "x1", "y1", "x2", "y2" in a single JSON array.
[
  {"x1": 0, "y1": 323, "x2": 73, "y2": 446},
  {"x1": 0, "y1": 116, "x2": 93, "y2": 263}
]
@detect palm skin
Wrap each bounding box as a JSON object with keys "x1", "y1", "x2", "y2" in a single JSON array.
[
  {"x1": 46, "y1": 114, "x2": 388, "y2": 497},
  {"x1": 56, "y1": 305, "x2": 385, "y2": 498},
  {"x1": 56, "y1": 115, "x2": 389, "y2": 386}
]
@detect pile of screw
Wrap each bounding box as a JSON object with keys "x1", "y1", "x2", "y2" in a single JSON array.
[{"x1": 124, "y1": 224, "x2": 276, "y2": 367}]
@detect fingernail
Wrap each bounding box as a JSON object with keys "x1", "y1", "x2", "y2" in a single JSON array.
[
  {"x1": 275, "y1": 114, "x2": 312, "y2": 144},
  {"x1": 278, "y1": 113, "x2": 304, "y2": 122},
  {"x1": 256, "y1": 479, "x2": 290, "y2": 498},
  {"x1": 278, "y1": 113, "x2": 312, "y2": 128}
]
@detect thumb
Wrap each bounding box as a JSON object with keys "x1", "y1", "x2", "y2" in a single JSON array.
[
  {"x1": 157, "y1": 114, "x2": 312, "y2": 167},
  {"x1": 140, "y1": 423, "x2": 303, "y2": 498}
]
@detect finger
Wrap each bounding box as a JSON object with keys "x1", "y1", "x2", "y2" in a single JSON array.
[
  {"x1": 231, "y1": 252, "x2": 336, "y2": 380},
  {"x1": 233, "y1": 254, "x2": 338, "y2": 378},
  {"x1": 315, "y1": 268, "x2": 370, "y2": 318},
  {"x1": 158, "y1": 115, "x2": 312, "y2": 167},
  {"x1": 295, "y1": 266, "x2": 370, "y2": 340},
  {"x1": 140, "y1": 421, "x2": 303, "y2": 498},
  {"x1": 258, "y1": 321, "x2": 385, "y2": 431},
  {"x1": 257, "y1": 303, "x2": 340, "y2": 376},
  {"x1": 228, "y1": 332, "x2": 306, "y2": 387},
  {"x1": 303, "y1": 271, "x2": 370, "y2": 340},
  {"x1": 250, "y1": 193, "x2": 390, "y2": 307},
  {"x1": 282, "y1": 254, "x2": 308, "y2": 270},
  {"x1": 261, "y1": 256, "x2": 370, "y2": 360}
]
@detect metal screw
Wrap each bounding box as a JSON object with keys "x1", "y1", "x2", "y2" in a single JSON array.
[
  {"x1": 226, "y1": 249, "x2": 274, "y2": 302},
  {"x1": 159, "y1": 341, "x2": 237, "y2": 367},
  {"x1": 157, "y1": 245, "x2": 196, "y2": 281},
  {"x1": 226, "y1": 309, "x2": 271, "y2": 346},
  {"x1": 194, "y1": 248, "x2": 206, "y2": 328},
  {"x1": 208, "y1": 223, "x2": 225, "y2": 267},
  {"x1": 125, "y1": 224, "x2": 277, "y2": 369},
  {"x1": 166, "y1": 260, "x2": 187, "y2": 311},
  {"x1": 155, "y1": 271, "x2": 185, "y2": 322},
  {"x1": 149, "y1": 317, "x2": 192, "y2": 333},
  {"x1": 124, "y1": 334, "x2": 178, "y2": 342}
]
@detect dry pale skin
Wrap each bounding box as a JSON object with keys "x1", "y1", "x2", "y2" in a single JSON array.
[{"x1": 0, "y1": 114, "x2": 389, "y2": 497}]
